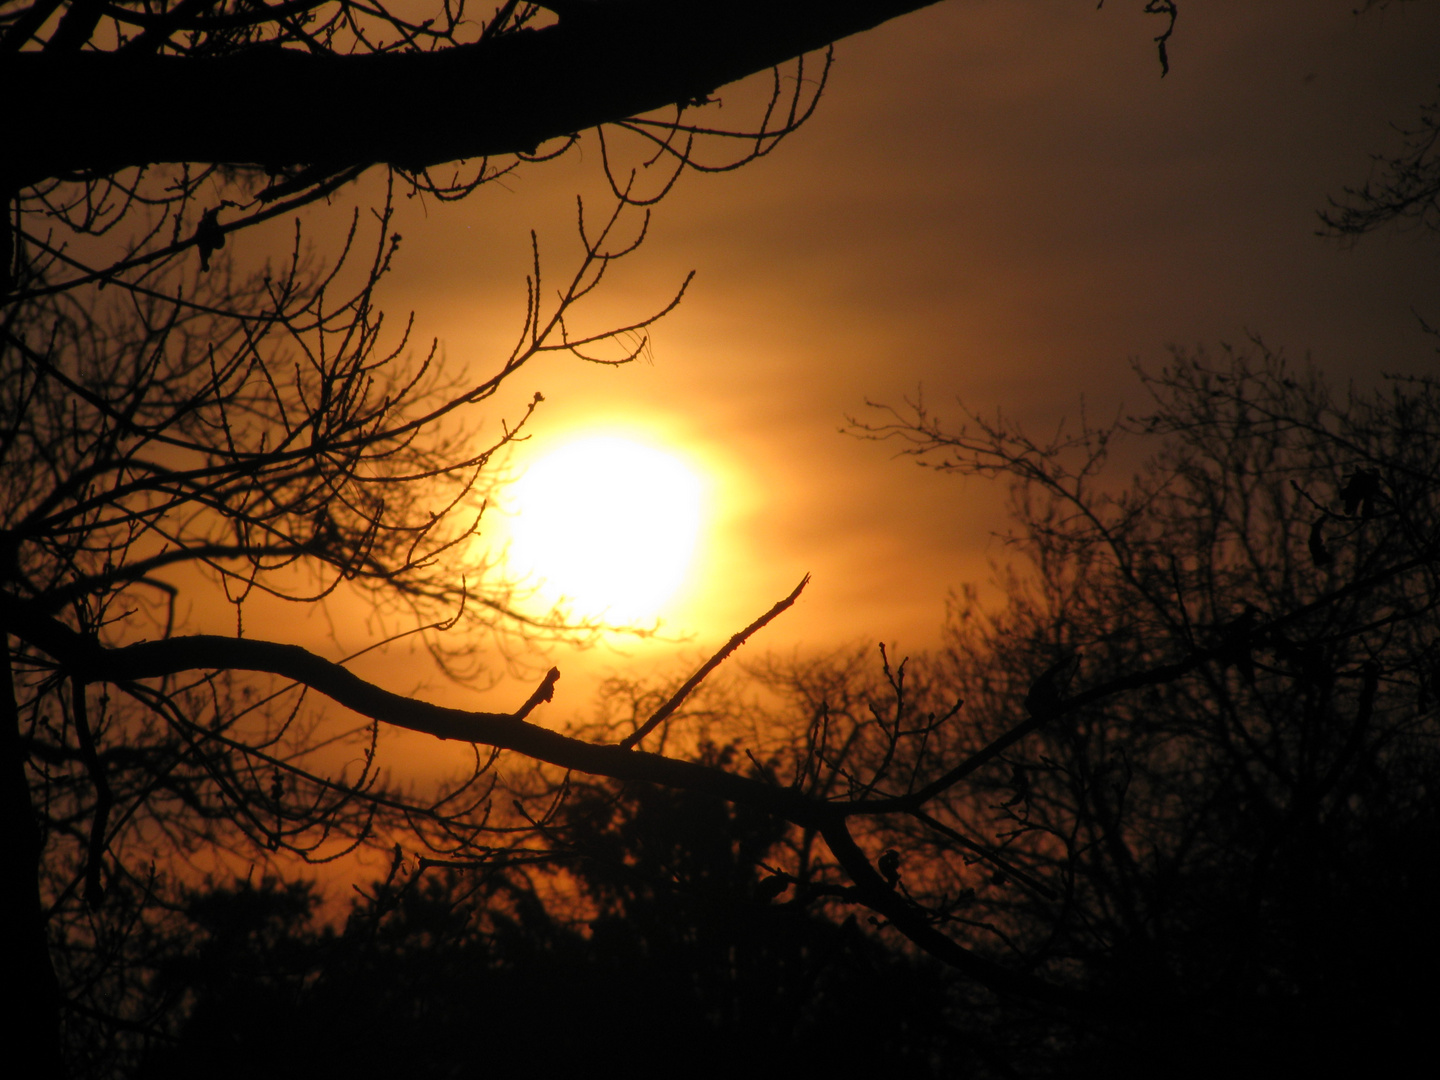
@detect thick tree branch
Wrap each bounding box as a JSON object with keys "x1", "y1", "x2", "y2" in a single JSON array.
[
  {"x1": 3, "y1": 1, "x2": 942, "y2": 188},
  {"x1": 0, "y1": 587, "x2": 829, "y2": 827}
]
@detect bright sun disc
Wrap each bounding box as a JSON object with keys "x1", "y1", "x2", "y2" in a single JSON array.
[{"x1": 507, "y1": 436, "x2": 704, "y2": 621}]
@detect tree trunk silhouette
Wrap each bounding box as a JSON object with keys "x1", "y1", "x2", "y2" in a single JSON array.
[{"x1": 0, "y1": 646, "x2": 61, "y2": 1075}]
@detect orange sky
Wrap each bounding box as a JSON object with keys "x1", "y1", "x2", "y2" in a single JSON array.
[{"x1": 244, "y1": 0, "x2": 1440, "y2": 728}]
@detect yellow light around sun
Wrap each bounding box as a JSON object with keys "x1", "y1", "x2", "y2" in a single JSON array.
[{"x1": 506, "y1": 435, "x2": 705, "y2": 622}]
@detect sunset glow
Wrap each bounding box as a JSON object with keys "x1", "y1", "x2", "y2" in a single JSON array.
[{"x1": 506, "y1": 435, "x2": 705, "y2": 622}]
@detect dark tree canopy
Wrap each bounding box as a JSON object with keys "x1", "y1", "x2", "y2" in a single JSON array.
[{"x1": 135, "y1": 760, "x2": 965, "y2": 1078}]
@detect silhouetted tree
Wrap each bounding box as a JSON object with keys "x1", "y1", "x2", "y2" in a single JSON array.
[
  {"x1": 843, "y1": 347, "x2": 1440, "y2": 1075},
  {"x1": 135, "y1": 753, "x2": 967, "y2": 1078},
  {"x1": 2, "y1": 186, "x2": 710, "y2": 1073}
]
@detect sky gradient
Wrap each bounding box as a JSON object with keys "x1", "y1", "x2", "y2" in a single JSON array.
[{"x1": 274, "y1": 0, "x2": 1440, "y2": 719}]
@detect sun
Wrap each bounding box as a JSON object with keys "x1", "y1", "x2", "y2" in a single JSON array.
[{"x1": 505, "y1": 434, "x2": 705, "y2": 622}]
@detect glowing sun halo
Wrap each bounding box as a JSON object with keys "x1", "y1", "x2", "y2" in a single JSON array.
[{"x1": 507, "y1": 436, "x2": 705, "y2": 621}]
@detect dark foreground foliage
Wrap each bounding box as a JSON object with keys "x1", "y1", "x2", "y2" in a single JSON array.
[{"x1": 137, "y1": 761, "x2": 965, "y2": 1079}]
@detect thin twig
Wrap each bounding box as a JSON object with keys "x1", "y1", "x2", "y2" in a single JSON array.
[{"x1": 619, "y1": 574, "x2": 809, "y2": 750}]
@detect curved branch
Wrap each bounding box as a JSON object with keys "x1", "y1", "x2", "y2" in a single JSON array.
[{"x1": 0, "y1": 587, "x2": 828, "y2": 827}]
